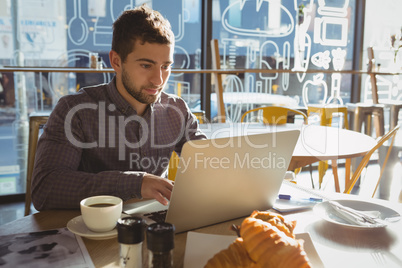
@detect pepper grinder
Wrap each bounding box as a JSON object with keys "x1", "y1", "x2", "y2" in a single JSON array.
[
  {"x1": 117, "y1": 217, "x2": 145, "y2": 268},
  {"x1": 146, "y1": 222, "x2": 175, "y2": 268}
]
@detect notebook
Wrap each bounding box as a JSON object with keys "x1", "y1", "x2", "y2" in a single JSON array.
[{"x1": 123, "y1": 129, "x2": 300, "y2": 233}]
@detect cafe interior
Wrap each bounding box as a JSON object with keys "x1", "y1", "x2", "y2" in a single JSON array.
[{"x1": 1, "y1": 0, "x2": 402, "y2": 267}]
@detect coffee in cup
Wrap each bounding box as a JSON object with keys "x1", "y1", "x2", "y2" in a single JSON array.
[{"x1": 80, "y1": 195, "x2": 123, "y2": 232}]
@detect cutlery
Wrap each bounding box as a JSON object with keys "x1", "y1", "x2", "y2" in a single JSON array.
[{"x1": 329, "y1": 201, "x2": 387, "y2": 227}]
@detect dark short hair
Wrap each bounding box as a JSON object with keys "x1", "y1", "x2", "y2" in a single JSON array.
[{"x1": 112, "y1": 4, "x2": 174, "y2": 63}]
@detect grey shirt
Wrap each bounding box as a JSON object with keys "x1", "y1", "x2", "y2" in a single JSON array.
[{"x1": 31, "y1": 77, "x2": 206, "y2": 210}]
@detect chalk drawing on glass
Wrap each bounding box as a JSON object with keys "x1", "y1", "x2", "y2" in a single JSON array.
[
  {"x1": 302, "y1": 73, "x2": 328, "y2": 106},
  {"x1": 221, "y1": 0, "x2": 294, "y2": 37},
  {"x1": 68, "y1": 0, "x2": 89, "y2": 45}
]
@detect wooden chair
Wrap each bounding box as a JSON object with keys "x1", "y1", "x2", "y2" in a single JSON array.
[
  {"x1": 211, "y1": 39, "x2": 226, "y2": 123},
  {"x1": 344, "y1": 125, "x2": 400, "y2": 197},
  {"x1": 25, "y1": 112, "x2": 50, "y2": 216},
  {"x1": 240, "y1": 106, "x2": 308, "y2": 125}
]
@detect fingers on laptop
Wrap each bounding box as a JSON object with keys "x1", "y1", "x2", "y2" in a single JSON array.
[{"x1": 141, "y1": 173, "x2": 173, "y2": 205}]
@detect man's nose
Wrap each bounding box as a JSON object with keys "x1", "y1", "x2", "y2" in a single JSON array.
[{"x1": 149, "y1": 68, "x2": 164, "y2": 86}]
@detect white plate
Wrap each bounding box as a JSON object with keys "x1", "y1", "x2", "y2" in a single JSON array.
[
  {"x1": 314, "y1": 199, "x2": 401, "y2": 229},
  {"x1": 67, "y1": 214, "x2": 126, "y2": 240},
  {"x1": 183, "y1": 232, "x2": 324, "y2": 268}
]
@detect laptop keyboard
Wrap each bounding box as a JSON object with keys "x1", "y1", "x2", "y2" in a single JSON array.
[{"x1": 144, "y1": 209, "x2": 167, "y2": 223}]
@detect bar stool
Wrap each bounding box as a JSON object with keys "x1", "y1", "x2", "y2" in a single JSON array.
[
  {"x1": 307, "y1": 104, "x2": 349, "y2": 192},
  {"x1": 344, "y1": 47, "x2": 387, "y2": 139},
  {"x1": 346, "y1": 103, "x2": 385, "y2": 137},
  {"x1": 389, "y1": 103, "x2": 402, "y2": 129},
  {"x1": 367, "y1": 46, "x2": 402, "y2": 131},
  {"x1": 25, "y1": 112, "x2": 50, "y2": 216},
  {"x1": 345, "y1": 102, "x2": 385, "y2": 192}
]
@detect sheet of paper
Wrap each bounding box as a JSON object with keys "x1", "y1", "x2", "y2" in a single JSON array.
[
  {"x1": 0, "y1": 228, "x2": 94, "y2": 268},
  {"x1": 273, "y1": 198, "x2": 317, "y2": 212},
  {"x1": 183, "y1": 232, "x2": 324, "y2": 268},
  {"x1": 184, "y1": 232, "x2": 236, "y2": 268},
  {"x1": 273, "y1": 181, "x2": 326, "y2": 212}
]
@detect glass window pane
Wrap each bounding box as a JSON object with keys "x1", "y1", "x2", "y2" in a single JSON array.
[
  {"x1": 1, "y1": 0, "x2": 388, "y2": 197},
  {"x1": 0, "y1": 0, "x2": 202, "y2": 196},
  {"x1": 211, "y1": 0, "x2": 356, "y2": 122},
  {"x1": 362, "y1": 0, "x2": 402, "y2": 105}
]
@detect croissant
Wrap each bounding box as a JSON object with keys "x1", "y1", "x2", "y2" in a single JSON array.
[
  {"x1": 248, "y1": 210, "x2": 296, "y2": 238},
  {"x1": 241, "y1": 217, "x2": 311, "y2": 268},
  {"x1": 204, "y1": 211, "x2": 312, "y2": 268},
  {"x1": 204, "y1": 237, "x2": 260, "y2": 268}
]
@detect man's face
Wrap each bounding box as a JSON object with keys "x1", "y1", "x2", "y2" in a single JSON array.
[{"x1": 120, "y1": 40, "x2": 174, "y2": 104}]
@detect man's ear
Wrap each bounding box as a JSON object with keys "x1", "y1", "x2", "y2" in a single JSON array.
[{"x1": 109, "y1": 50, "x2": 121, "y2": 72}]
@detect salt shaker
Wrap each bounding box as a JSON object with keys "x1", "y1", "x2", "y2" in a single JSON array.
[
  {"x1": 146, "y1": 222, "x2": 175, "y2": 268},
  {"x1": 97, "y1": 56, "x2": 103, "y2": 70},
  {"x1": 117, "y1": 217, "x2": 145, "y2": 268}
]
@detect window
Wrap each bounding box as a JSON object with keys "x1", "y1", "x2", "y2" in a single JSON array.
[
  {"x1": 361, "y1": 0, "x2": 402, "y2": 104},
  {"x1": 0, "y1": 0, "x2": 382, "y2": 197},
  {"x1": 210, "y1": 0, "x2": 356, "y2": 121}
]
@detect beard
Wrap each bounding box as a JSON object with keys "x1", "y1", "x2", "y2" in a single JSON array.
[{"x1": 121, "y1": 67, "x2": 161, "y2": 104}]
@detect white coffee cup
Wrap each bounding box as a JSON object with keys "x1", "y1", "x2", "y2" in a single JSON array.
[{"x1": 80, "y1": 195, "x2": 123, "y2": 232}]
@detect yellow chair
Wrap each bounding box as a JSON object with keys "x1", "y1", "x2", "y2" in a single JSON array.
[
  {"x1": 168, "y1": 152, "x2": 180, "y2": 181},
  {"x1": 307, "y1": 104, "x2": 349, "y2": 192},
  {"x1": 25, "y1": 112, "x2": 50, "y2": 216},
  {"x1": 344, "y1": 125, "x2": 400, "y2": 197},
  {"x1": 307, "y1": 104, "x2": 348, "y2": 129},
  {"x1": 168, "y1": 111, "x2": 205, "y2": 181},
  {"x1": 240, "y1": 106, "x2": 311, "y2": 185},
  {"x1": 240, "y1": 106, "x2": 308, "y2": 125}
]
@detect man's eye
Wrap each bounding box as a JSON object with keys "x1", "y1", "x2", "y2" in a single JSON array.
[
  {"x1": 162, "y1": 65, "x2": 171, "y2": 70},
  {"x1": 141, "y1": 64, "x2": 151, "y2": 69}
]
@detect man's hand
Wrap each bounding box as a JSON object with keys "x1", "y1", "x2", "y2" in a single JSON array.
[{"x1": 141, "y1": 173, "x2": 174, "y2": 205}]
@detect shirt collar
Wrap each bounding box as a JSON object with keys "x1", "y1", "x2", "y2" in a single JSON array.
[{"x1": 107, "y1": 77, "x2": 132, "y2": 115}]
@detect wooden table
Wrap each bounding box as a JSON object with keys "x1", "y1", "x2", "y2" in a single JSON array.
[
  {"x1": 200, "y1": 123, "x2": 377, "y2": 192},
  {"x1": 1, "y1": 190, "x2": 402, "y2": 268},
  {"x1": 200, "y1": 123, "x2": 376, "y2": 169}
]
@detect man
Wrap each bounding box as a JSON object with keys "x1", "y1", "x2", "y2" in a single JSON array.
[{"x1": 31, "y1": 5, "x2": 206, "y2": 210}]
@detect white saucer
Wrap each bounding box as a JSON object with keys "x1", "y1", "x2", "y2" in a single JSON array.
[
  {"x1": 314, "y1": 199, "x2": 401, "y2": 229},
  {"x1": 67, "y1": 214, "x2": 125, "y2": 240}
]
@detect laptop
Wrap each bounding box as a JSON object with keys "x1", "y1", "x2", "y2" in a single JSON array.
[{"x1": 123, "y1": 129, "x2": 300, "y2": 233}]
